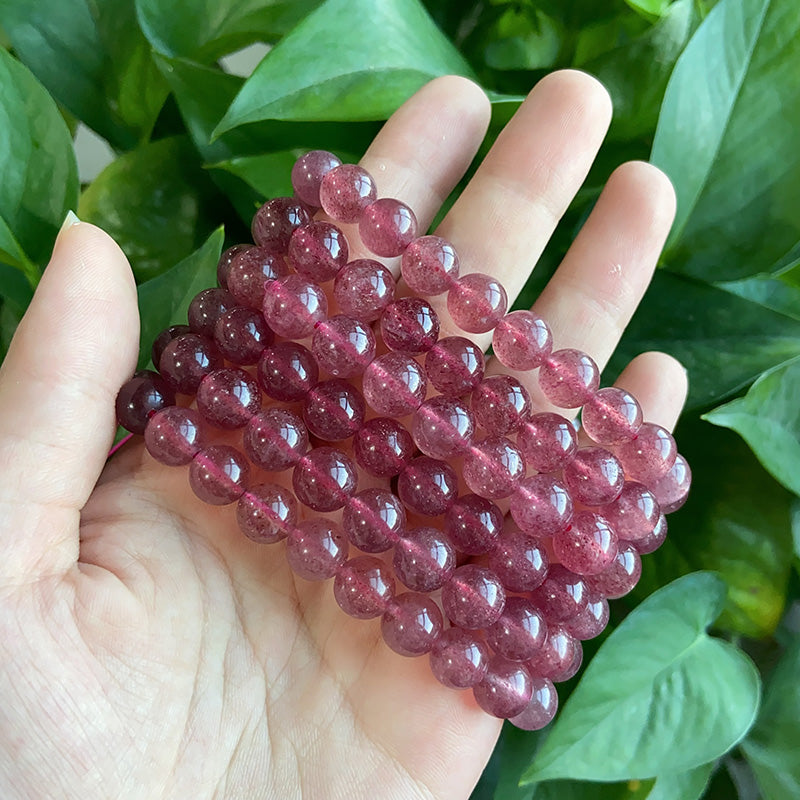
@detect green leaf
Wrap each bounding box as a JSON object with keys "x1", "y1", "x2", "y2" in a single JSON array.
[
  {"x1": 651, "y1": 0, "x2": 800, "y2": 281},
  {"x1": 0, "y1": 262, "x2": 33, "y2": 310},
  {"x1": 215, "y1": 0, "x2": 475, "y2": 132},
  {"x1": 718, "y1": 273, "x2": 800, "y2": 322},
  {"x1": 136, "y1": 227, "x2": 224, "y2": 369},
  {"x1": 522, "y1": 573, "x2": 760, "y2": 784},
  {"x1": 209, "y1": 150, "x2": 307, "y2": 201},
  {"x1": 0, "y1": 290, "x2": 24, "y2": 364},
  {"x1": 483, "y1": 9, "x2": 562, "y2": 71},
  {"x1": 644, "y1": 763, "x2": 715, "y2": 799},
  {"x1": 624, "y1": 0, "x2": 673, "y2": 18}
]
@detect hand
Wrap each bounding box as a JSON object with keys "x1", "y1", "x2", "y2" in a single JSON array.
[{"x1": 0, "y1": 71, "x2": 686, "y2": 800}]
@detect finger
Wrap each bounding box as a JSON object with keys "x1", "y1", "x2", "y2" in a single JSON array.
[{"x1": 0, "y1": 216, "x2": 138, "y2": 578}]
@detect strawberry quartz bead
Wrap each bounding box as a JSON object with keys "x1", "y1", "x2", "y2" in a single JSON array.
[
  {"x1": 116, "y1": 371, "x2": 175, "y2": 435},
  {"x1": 144, "y1": 406, "x2": 204, "y2": 465},
  {"x1": 291, "y1": 150, "x2": 342, "y2": 207},
  {"x1": 510, "y1": 475, "x2": 573, "y2": 537},
  {"x1": 381, "y1": 593, "x2": 444, "y2": 657},
  {"x1": 380, "y1": 297, "x2": 440, "y2": 354},
  {"x1": 527, "y1": 624, "x2": 579, "y2": 681},
  {"x1": 492, "y1": 310, "x2": 553, "y2": 371},
  {"x1": 471, "y1": 375, "x2": 531, "y2": 435},
  {"x1": 152, "y1": 324, "x2": 190, "y2": 370},
  {"x1": 563, "y1": 446, "x2": 624, "y2": 506},
  {"x1": 257, "y1": 342, "x2": 318, "y2": 402},
  {"x1": 651, "y1": 453, "x2": 692, "y2": 513},
  {"x1": 236, "y1": 482, "x2": 297, "y2": 544},
  {"x1": 538, "y1": 349, "x2": 600, "y2": 408},
  {"x1": 565, "y1": 592, "x2": 610, "y2": 641},
  {"x1": 251, "y1": 197, "x2": 311, "y2": 251},
  {"x1": 353, "y1": 417, "x2": 415, "y2": 478},
  {"x1": 603, "y1": 482, "x2": 660, "y2": 541},
  {"x1": 487, "y1": 597, "x2": 547, "y2": 662},
  {"x1": 442, "y1": 565, "x2": 506, "y2": 630},
  {"x1": 262, "y1": 274, "x2": 327, "y2": 338},
  {"x1": 430, "y1": 628, "x2": 489, "y2": 689},
  {"x1": 489, "y1": 529, "x2": 549, "y2": 592},
  {"x1": 189, "y1": 445, "x2": 249, "y2": 505},
  {"x1": 288, "y1": 221, "x2": 349, "y2": 282},
  {"x1": 401, "y1": 235, "x2": 459, "y2": 295},
  {"x1": 517, "y1": 412, "x2": 578, "y2": 473},
  {"x1": 320, "y1": 164, "x2": 377, "y2": 223},
  {"x1": 334, "y1": 259, "x2": 396, "y2": 322},
  {"x1": 362, "y1": 352, "x2": 427, "y2": 417},
  {"x1": 531, "y1": 564, "x2": 588, "y2": 623},
  {"x1": 424, "y1": 336, "x2": 485, "y2": 397},
  {"x1": 393, "y1": 527, "x2": 456, "y2": 592},
  {"x1": 552, "y1": 643, "x2": 584, "y2": 682},
  {"x1": 286, "y1": 520, "x2": 348, "y2": 581},
  {"x1": 509, "y1": 677, "x2": 558, "y2": 731},
  {"x1": 188, "y1": 288, "x2": 236, "y2": 338},
  {"x1": 343, "y1": 489, "x2": 405, "y2": 553},
  {"x1": 302, "y1": 379, "x2": 365, "y2": 441},
  {"x1": 473, "y1": 657, "x2": 532, "y2": 719},
  {"x1": 311, "y1": 315, "x2": 376, "y2": 378},
  {"x1": 227, "y1": 245, "x2": 288, "y2": 310},
  {"x1": 159, "y1": 333, "x2": 224, "y2": 395},
  {"x1": 464, "y1": 436, "x2": 526, "y2": 500},
  {"x1": 444, "y1": 494, "x2": 503, "y2": 555},
  {"x1": 412, "y1": 396, "x2": 475, "y2": 459},
  {"x1": 359, "y1": 198, "x2": 418, "y2": 257},
  {"x1": 447, "y1": 273, "x2": 507, "y2": 334},
  {"x1": 615, "y1": 422, "x2": 677, "y2": 484},
  {"x1": 632, "y1": 513, "x2": 668, "y2": 555},
  {"x1": 397, "y1": 456, "x2": 458, "y2": 516},
  {"x1": 216, "y1": 244, "x2": 249, "y2": 290},
  {"x1": 334, "y1": 555, "x2": 395, "y2": 619},
  {"x1": 243, "y1": 408, "x2": 308, "y2": 471},
  {"x1": 196, "y1": 368, "x2": 261, "y2": 429},
  {"x1": 292, "y1": 447, "x2": 357, "y2": 512},
  {"x1": 214, "y1": 307, "x2": 273, "y2": 365},
  {"x1": 553, "y1": 511, "x2": 618, "y2": 576},
  {"x1": 586, "y1": 544, "x2": 642, "y2": 599},
  {"x1": 582, "y1": 387, "x2": 643, "y2": 445}
]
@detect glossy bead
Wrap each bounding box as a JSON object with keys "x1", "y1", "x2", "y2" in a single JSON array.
[
  {"x1": 333, "y1": 555, "x2": 395, "y2": 619},
  {"x1": 144, "y1": 406, "x2": 204, "y2": 465},
  {"x1": 334, "y1": 258, "x2": 396, "y2": 322},
  {"x1": 441, "y1": 565, "x2": 506, "y2": 630},
  {"x1": 563, "y1": 446, "x2": 624, "y2": 506},
  {"x1": 487, "y1": 597, "x2": 547, "y2": 662},
  {"x1": 116, "y1": 371, "x2": 175, "y2": 435},
  {"x1": 188, "y1": 288, "x2": 236, "y2": 338},
  {"x1": 509, "y1": 677, "x2": 558, "y2": 730},
  {"x1": 424, "y1": 336, "x2": 485, "y2": 397},
  {"x1": 189, "y1": 445, "x2": 249, "y2": 505},
  {"x1": 262, "y1": 274, "x2": 327, "y2": 338},
  {"x1": 553, "y1": 511, "x2": 618, "y2": 576},
  {"x1": 510, "y1": 475, "x2": 573, "y2": 537},
  {"x1": 538, "y1": 349, "x2": 600, "y2": 408},
  {"x1": 517, "y1": 413, "x2": 578, "y2": 473},
  {"x1": 527, "y1": 624, "x2": 579, "y2": 681},
  {"x1": 492, "y1": 310, "x2": 553, "y2": 371},
  {"x1": 216, "y1": 244, "x2": 249, "y2": 290},
  {"x1": 288, "y1": 221, "x2": 349, "y2": 282},
  {"x1": 397, "y1": 456, "x2": 458, "y2": 516},
  {"x1": 236, "y1": 482, "x2": 297, "y2": 544},
  {"x1": 586, "y1": 544, "x2": 642, "y2": 599},
  {"x1": 302, "y1": 379, "x2": 365, "y2": 441},
  {"x1": 243, "y1": 408, "x2": 308, "y2": 471},
  {"x1": 343, "y1": 489, "x2": 405, "y2": 553},
  {"x1": 651, "y1": 453, "x2": 691, "y2": 513},
  {"x1": 632, "y1": 513, "x2": 668, "y2": 555},
  {"x1": 152, "y1": 324, "x2": 190, "y2": 370},
  {"x1": 412, "y1": 396, "x2": 475, "y2": 460},
  {"x1": 564, "y1": 592, "x2": 610, "y2": 640},
  {"x1": 471, "y1": 375, "x2": 531, "y2": 435},
  {"x1": 311, "y1": 315, "x2": 376, "y2": 378},
  {"x1": 552, "y1": 642, "x2": 583, "y2": 682},
  {"x1": 292, "y1": 447, "x2": 357, "y2": 512},
  {"x1": 251, "y1": 196, "x2": 311, "y2": 250},
  {"x1": 362, "y1": 352, "x2": 427, "y2": 417},
  {"x1": 196, "y1": 368, "x2": 261, "y2": 429},
  {"x1": 214, "y1": 306, "x2": 273, "y2": 365},
  {"x1": 286, "y1": 520, "x2": 348, "y2": 581},
  {"x1": 615, "y1": 422, "x2": 677, "y2": 484},
  {"x1": 444, "y1": 494, "x2": 503, "y2": 555},
  {"x1": 381, "y1": 593, "x2": 444, "y2": 657},
  {"x1": 359, "y1": 198, "x2": 418, "y2": 257},
  {"x1": 603, "y1": 482, "x2": 660, "y2": 541},
  {"x1": 257, "y1": 342, "x2": 318, "y2": 402},
  {"x1": 447, "y1": 273, "x2": 507, "y2": 333},
  {"x1": 380, "y1": 297, "x2": 440, "y2": 354},
  {"x1": 582, "y1": 387, "x2": 643, "y2": 445},
  {"x1": 489, "y1": 529, "x2": 549, "y2": 592},
  {"x1": 464, "y1": 436, "x2": 526, "y2": 500},
  {"x1": 292, "y1": 150, "x2": 342, "y2": 207},
  {"x1": 473, "y1": 657, "x2": 532, "y2": 719},
  {"x1": 530, "y1": 564, "x2": 588, "y2": 623},
  {"x1": 227, "y1": 245, "x2": 288, "y2": 310},
  {"x1": 430, "y1": 627, "x2": 489, "y2": 689},
  {"x1": 401, "y1": 235, "x2": 459, "y2": 295},
  {"x1": 319, "y1": 164, "x2": 377, "y2": 223},
  {"x1": 159, "y1": 333, "x2": 224, "y2": 395},
  {"x1": 353, "y1": 417, "x2": 415, "y2": 478},
  {"x1": 393, "y1": 527, "x2": 456, "y2": 592}
]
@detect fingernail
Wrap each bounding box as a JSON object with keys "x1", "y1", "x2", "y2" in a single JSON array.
[{"x1": 60, "y1": 210, "x2": 81, "y2": 233}]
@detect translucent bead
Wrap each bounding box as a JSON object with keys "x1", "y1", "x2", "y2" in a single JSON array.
[
  {"x1": 632, "y1": 513, "x2": 668, "y2": 555},
  {"x1": 510, "y1": 475, "x2": 573, "y2": 537},
  {"x1": 489, "y1": 529, "x2": 549, "y2": 592},
  {"x1": 401, "y1": 235, "x2": 459, "y2": 295},
  {"x1": 563, "y1": 446, "x2": 624, "y2": 506},
  {"x1": 464, "y1": 436, "x2": 526, "y2": 500},
  {"x1": 292, "y1": 150, "x2": 342, "y2": 207},
  {"x1": 444, "y1": 494, "x2": 503, "y2": 555},
  {"x1": 586, "y1": 544, "x2": 642, "y2": 599},
  {"x1": 243, "y1": 408, "x2": 308, "y2": 471},
  {"x1": 217, "y1": 244, "x2": 249, "y2": 290},
  {"x1": 381, "y1": 593, "x2": 444, "y2": 657},
  {"x1": 251, "y1": 196, "x2": 311, "y2": 250},
  {"x1": 319, "y1": 164, "x2": 377, "y2": 223},
  {"x1": 343, "y1": 488, "x2": 405, "y2": 553},
  {"x1": 441, "y1": 565, "x2": 506, "y2": 629},
  {"x1": 527, "y1": 624, "x2": 580, "y2": 681},
  {"x1": 492, "y1": 310, "x2": 552, "y2": 371},
  {"x1": 333, "y1": 555, "x2": 395, "y2": 619},
  {"x1": 236, "y1": 482, "x2": 297, "y2": 544},
  {"x1": 530, "y1": 564, "x2": 588, "y2": 623},
  {"x1": 509, "y1": 677, "x2": 558, "y2": 730},
  {"x1": 380, "y1": 297, "x2": 440, "y2": 354},
  {"x1": 602, "y1": 481, "x2": 660, "y2": 541},
  {"x1": 214, "y1": 307, "x2": 273, "y2": 365},
  {"x1": 302, "y1": 379, "x2": 365, "y2": 441},
  {"x1": 116, "y1": 371, "x2": 175, "y2": 435},
  {"x1": 447, "y1": 273, "x2": 508, "y2": 333},
  {"x1": 359, "y1": 197, "x2": 418, "y2": 257},
  {"x1": 196, "y1": 368, "x2": 261, "y2": 429},
  {"x1": 311, "y1": 315, "x2": 376, "y2": 378},
  {"x1": 188, "y1": 288, "x2": 236, "y2": 338},
  {"x1": 262, "y1": 274, "x2": 327, "y2": 338},
  {"x1": 227, "y1": 245, "x2": 288, "y2": 310},
  {"x1": 473, "y1": 657, "x2": 532, "y2": 719},
  {"x1": 615, "y1": 422, "x2": 677, "y2": 484},
  {"x1": 159, "y1": 333, "x2": 224, "y2": 395},
  {"x1": 487, "y1": 597, "x2": 547, "y2": 662},
  {"x1": 471, "y1": 375, "x2": 531, "y2": 435},
  {"x1": 553, "y1": 511, "x2": 618, "y2": 576},
  {"x1": 288, "y1": 221, "x2": 349, "y2": 283},
  {"x1": 152, "y1": 324, "x2": 190, "y2": 370},
  {"x1": 564, "y1": 592, "x2": 610, "y2": 641},
  {"x1": 333, "y1": 259, "x2": 395, "y2": 323},
  {"x1": 397, "y1": 456, "x2": 458, "y2": 516},
  {"x1": 393, "y1": 527, "x2": 456, "y2": 592},
  {"x1": 189, "y1": 445, "x2": 249, "y2": 505},
  {"x1": 516, "y1": 412, "x2": 578, "y2": 473},
  {"x1": 352, "y1": 417, "x2": 415, "y2": 477},
  {"x1": 582, "y1": 387, "x2": 643, "y2": 445},
  {"x1": 430, "y1": 627, "x2": 489, "y2": 689},
  {"x1": 552, "y1": 641, "x2": 583, "y2": 682},
  {"x1": 424, "y1": 336, "x2": 485, "y2": 397},
  {"x1": 538, "y1": 349, "x2": 600, "y2": 408},
  {"x1": 362, "y1": 352, "x2": 427, "y2": 417},
  {"x1": 144, "y1": 406, "x2": 204, "y2": 465},
  {"x1": 651, "y1": 453, "x2": 691, "y2": 513},
  {"x1": 292, "y1": 447, "x2": 357, "y2": 512},
  {"x1": 412, "y1": 396, "x2": 475, "y2": 460},
  {"x1": 286, "y1": 520, "x2": 348, "y2": 581},
  {"x1": 257, "y1": 342, "x2": 318, "y2": 402}
]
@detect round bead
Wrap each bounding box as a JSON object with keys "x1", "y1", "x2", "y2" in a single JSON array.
[
  {"x1": 257, "y1": 342, "x2": 318, "y2": 402},
  {"x1": 243, "y1": 408, "x2": 308, "y2": 471},
  {"x1": 302, "y1": 379, "x2": 365, "y2": 441},
  {"x1": 553, "y1": 511, "x2": 618, "y2": 576},
  {"x1": 586, "y1": 544, "x2": 642, "y2": 599},
  {"x1": 538, "y1": 349, "x2": 600, "y2": 408},
  {"x1": 189, "y1": 445, "x2": 249, "y2": 505},
  {"x1": 492, "y1": 310, "x2": 553, "y2": 371},
  {"x1": 471, "y1": 375, "x2": 531, "y2": 435},
  {"x1": 401, "y1": 235, "x2": 459, "y2": 295},
  {"x1": 381, "y1": 593, "x2": 444, "y2": 657},
  {"x1": 441, "y1": 565, "x2": 506, "y2": 630},
  {"x1": 412, "y1": 396, "x2": 475, "y2": 460},
  {"x1": 352, "y1": 417, "x2": 415, "y2": 478},
  {"x1": 216, "y1": 244, "x2": 249, "y2": 291},
  {"x1": 463, "y1": 436, "x2": 526, "y2": 500},
  {"x1": 320, "y1": 164, "x2": 377, "y2": 223},
  {"x1": 509, "y1": 677, "x2": 558, "y2": 731},
  {"x1": 262, "y1": 274, "x2": 327, "y2": 338},
  {"x1": 632, "y1": 513, "x2": 668, "y2": 555},
  {"x1": 563, "y1": 446, "x2": 625, "y2": 507},
  {"x1": 227, "y1": 245, "x2": 288, "y2": 310},
  {"x1": 582, "y1": 387, "x2": 643, "y2": 445},
  {"x1": 292, "y1": 150, "x2": 342, "y2": 207},
  {"x1": 144, "y1": 406, "x2": 204, "y2": 465},
  {"x1": 288, "y1": 221, "x2": 349, "y2": 282},
  {"x1": 551, "y1": 641, "x2": 583, "y2": 683},
  {"x1": 564, "y1": 592, "x2": 610, "y2": 641},
  {"x1": 236, "y1": 482, "x2": 297, "y2": 544},
  {"x1": 286, "y1": 520, "x2": 348, "y2": 581},
  {"x1": 473, "y1": 657, "x2": 532, "y2": 719},
  {"x1": 517, "y1": 413, "x2": 578, "y2": 473},
  {"x1": 333, "y1": 555, "x2": 395, "y2": 619},
  {"x1": 444, "y1": 494, "x2": 503, "y2": 555},
  {"x1": 311, "y1": 315, "x2": 376, "y2": 378},
  {"x1": 362, "y1": 352, "x2": 427, "y2": 417},
  {"x1": 334, "y1": 259, "x2": 396, "y2": 322},
  {"x1": 447, "y1": 273, "x2": 507, "y2": 333},
  {"x1": 424, "y1": 336, "x2": 485, "y2": 397},
  {"x1": 393, "y1": 527, "x2": 456, "y2": 592},
  {"x1": 602, "y1": 482, "x2": 660, "y2": 541},
  {"x1": 489, "y1": 529, "x2": 549, "y2": 592},
  {"x1": 152, "y1": 324, "x2": 190, "y2": 370},
  {"x1": 251, "y1": 196, "x2": 311, "y2": 250},
  {"x1": 159, "y1": 333, "x2": 224, "y2": 395},
  {"x1": 359, "y1": 198, "x2": 418, "y2": 257},
  {"x1": 292, "y1": 447, "x2": 357, "y2": 512},
  {"x1": 397, "y1": 456, "x2": 458, "y2": 516},
  {"x1": 380, "y1": 297, "x2": 440, "y2": 354},
  {"x1": 530, "y1": 564, "x2": 588, "y2": 623},
  {"x1": 651, "y1": 453, "x2": 691, "y2": 513},
  {"x1": 116, "y1": 371, "x2": 175, "y2": 435},
  {"x1": 196, "y1": 368, "x2": 261, "y2": 429},
  {"x1": 527, "y1": 624, "x2": 579, "y2": 681},
  {"x1": 615, "y1": 422, "x2": 677, "y2": 484},
  {"x1": 487, "y1": 597, "x2": 547, "y2": 662},
  {"x1": 510, "y1": 475, "x2": 573, "y2": 537},
  {"x1": 343, "y1": 489, "x2": 405, "y2": 553},
  {"x1": 214, "y1": 306, "x2": 273, "y2": 365},
  {"x1": 430, "y1": 627, "x2": 489, "y2": 689},
  {"x1": 188, "y1": 288, "x2": 236, "y2": 338}
]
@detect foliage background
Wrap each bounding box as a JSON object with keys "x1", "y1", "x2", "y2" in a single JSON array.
[{"x1": 0, "y1": 0, "x2": 798, "y2": 797}]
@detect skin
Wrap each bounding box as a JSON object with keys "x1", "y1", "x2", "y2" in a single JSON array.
[{"x1": 0, "y1": 72, "x2": 687, "y2": 800}]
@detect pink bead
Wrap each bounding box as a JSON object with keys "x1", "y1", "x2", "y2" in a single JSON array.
[
  {"x1": 286, "y1": 520, "x2": 348, "y2": 581},
  {"x1": 509, "y1": 677, "x2": 558, "y2": 730},
  {"x1": 447, "y1": 273, "x2": 508, "y2": 333},
  {"x1": 430, "y1": 627, "x2": 489, "y2": 689},
  {"x1": 538, "y1": 349, "x2": 600, "y2": 408},
  {"x1": 381, "y1": 593, "x2": 444, "y2": 657},
  {"x1": 334, "y1": 259, "x2": 396, "y2": 322},
  {"x1": 517, "y1": 412, "x2": 578, "y2": 473},
  {"x1": 262, "y1": 274, "x2": 327, "y2": 338},
  {"x1": 651, "y1": 453, "x2": 691, "y2": 513},
  {"x1": 582, "y1": 387, "x2": 643, "y2": 445},
  {"x1": 464, "y1": 436, "x2": 526, "y2": 499},
  {"x1": 216, "y1": 244, "x2": 249, "y2": 290},
  {"x1": 564, "y1": 592, "x2": 609, "y2": 640},
  {"x1": 492, "y1": 310, "x2": 553, "y2": 371},
  {"x1": 189, "y1": 445, "x2": 249, "y2": 505},
  {"x1": 412, "y1": 396, "x2": 475, "y2": 459},
  {"x1": 563, "y1": 446, "x2": 624, "y2": 506},
  {"x1": 530, "y1": 564, "x2": 588, "y2": 623},
  {"x1": 473, "y1": 657, "x2": 532, "y2": 719},
  {"x1": 333, "y1": 555, "x2": 395, "y2": 619},
  {"x1": 159, "y1": 333, "x2": 224, "y2": 395},
  {"x1": 510, "y1": 475, "x2": 573, "y2": 537},
  {"x1": 214, "y1": 306, "x2": 273, "y2": 365},
  {"x1": 320, "y1": 164, "x2": 377, "y2": 223},
  {"x1": 257, "y1": 342, "x2": 318, "y2": 402},
  {"x1": 352, "y1": 417, "x2": 415, "y2": 477},
  {"x1": 288, "y1": 221, "x2": 349, "y2": 282},
  {"x1": 401, "y1": 235, "x2": 459, "y2": 295},
  {"x1": 632, "y1": 513, "x2": 668, "y2": 555},
  {"x1": 380, "y1": 297, "x2": 440, "y2": 354},
  {"x1": 528, "y1": 625, "x2": 581, "y2": 682},
  {"x1": 292, "y1": 150, "x2": 342, "y2": 207},
  {"x1": 251, "y1": 196, "x2": 311, "y2": 250},
  {"x1": 603, "y1": 482, "x2": 660, "y2": 541},
  {"x1": 552, "y1": 641, "x2": 583, "y2": 682},
  {"x1": 144, "y1": 406, "x2": 204, "y2": 466},
  {"x1": 343, "y1": 489, "x2": 405, "y2": 553},
  {"x1": 424, "y1": 336, "x2": 485, "y2": 396},
  {"x1": 487, "y1": 597, "x2": 547, "y2": 662},
  {"x1": 116, "y1": 371, "x2": 175, "y2": 435},
  {"x1": 553, "y1": 511, "x2": 618, "y2": 576},
  {"x1": 489, "y1": 529, "x2": 549, "y2": 592},
  {"x1": 188, "y1": 288, "x2": 236, "y2": 338},
  {"x1": 302, "y1": 379, "x2": 365, "y2": 441},
  {"x1": 586, "y1": 544, "x2": 642, "y2": 599},
  {"x1": 441, "y1": 565, "x2": 506, "y2": 629},
  {"x1": 196, "y1": 368, "x2": 261, "y2": 429},
  {"x1": 227, "y1": 245, "x2": 288, "y2": 310},
  {"x1": 397, "y1": 456, "x2": 458, "y2": 516},
  {"x1": 243, "y1": 408, "x2": 308, "y2": 471},
  {"x1": 236, "y1": 482, "x2": 297, "y2": 544},
  {"x1": 471, "y1": 375, "x2": 531, "y2": 435},
  {"x1": 362, "y1": 352, "x2": 427, "y2": 417},
  {"x1": 152, "y1": 324, "x2": 190, "y2": 369},
  {"x1": 359, "y1": 197, "x2": 418, "y2": 257},
  {"x1": 393, "y1": 527, "x2": 456, "y2": 592},
  {"x1": 615, "y1": 422, "x2": 677, "y2": 484},
  {"x1": 292, "y1": 446, "x2": 357, "y2": 512},
  {"x1": 444, "y1": 494, "x2": 503, "y2": 555},
  {"x1": 311, "y1": 315, "x2": 376, "y2": 377}
]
